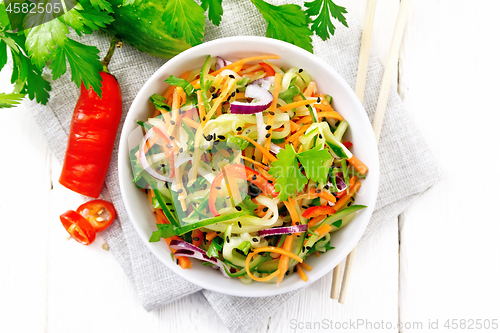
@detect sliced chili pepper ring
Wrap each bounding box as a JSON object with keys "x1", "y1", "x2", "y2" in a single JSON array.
[
  {"x1": 60, "y1": 210, "x2": 96, "y2": 245},
  {"x1": 76, "y1": 199, "x2": 117, "y2": 233}
]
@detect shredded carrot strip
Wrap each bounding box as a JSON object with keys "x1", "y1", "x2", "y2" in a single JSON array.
[
  {"x1": 205, "y1": 231, "x2": 218, "y2": 242},
  {"x1": 283, "y1": 200, "x2": 300, "y2": 225},
  {"x1": 314, "y1": 103, "x2": 335, "y2": 112},
  {"x1": 279, "y1": 99, "x2": 318, "y2": 112},
  {"x1": 216, "y1": 103, "x2": 222, "y2": 117},
  {"x1": 286, "y1": 124, "x2": 311, "y2": 144},
  {"x1": 315, "y1": 251, "x2": 320, "y2": 257},
  {"x1": 277, "y1": 235, "x2": 294, "y2": 285},
  {"x1": 308, "y1": 214, "x2": 327, "y2": 228},
  {"x1": 235, "y1": 135, "x2": 277, "y2": 162},
  {"x1": 296, "y1": 111, "x2": 344, "y2": 125},
  {"x1": 233, "y1": 92, "x2": 247, "y2": 99},
  {"x1": 164, "y1": 70, "x2": 190, "y2": 104},
  {"x1": 211, "y1": 55, "x2": 280, "y2": 77},
  {"x1": 300, "y1": 262, "x2": 312, "y2": 271},
  {"x1": 296, "y1": 264, "x2": 309, "y2": 281},
  {"x1": 309, "y1": 187, "x2": 337, "y2": 203},
  {"x1": 315, "y1": 224, "x2": 332, "y2": 237},
  {"x1": 348, "y1": 155, "x2": 369, "y2": 175},
  {"x1": 245, "y1": 245, "x2": 301, "y2": 282},
  {"x1": 289, "y1": 120, "x2": 300, "y2": 132},
  {"x1": 333, "y1": 178, "x2": 362, "y2": 211},
  {"x1": 182, "y1": 117, "x2": 200, "y2": 129},
  {"x1": 240, "y1": 63, "x2": 261, "y2": 74},
  {"x1": 303, "y1": 81, "x2": 316, "y2": 97},
  {"x1": 256, "y1": 166, "x2": 275, "y2": 181},
  {"x1": 240, "y1": 156, "x2": 270, "y2": 170},
  {"x1": 168, "y1": 87, "x2": 183, "y2": 135}
]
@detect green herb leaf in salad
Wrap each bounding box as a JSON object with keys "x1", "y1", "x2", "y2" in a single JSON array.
[
  {"x1": 269, "y1": 144, "x2": 331, "y2": 200},
  {"x1": 165, "y1": 75, "x2": 195, "y2": 96}
]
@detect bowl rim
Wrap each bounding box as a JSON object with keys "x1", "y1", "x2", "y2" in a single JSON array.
[{"x1": 118, "y1": 35, "x2": 380, "y2": 297}]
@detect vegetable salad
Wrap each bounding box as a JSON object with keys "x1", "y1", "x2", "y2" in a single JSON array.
[{"x1": 129, "y1": 54, "x2": 368, "y2": 285}]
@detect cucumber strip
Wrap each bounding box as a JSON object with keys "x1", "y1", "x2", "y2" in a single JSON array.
[
  {"x1": 278, "y1": 85, "x2": 300, "y2": 100},
  {"x1": 224, "y1": 255, "x2": 270, "y2": 277},
  {"x1": 333, "y1": 120, "x2": 349, "y2": 142}
]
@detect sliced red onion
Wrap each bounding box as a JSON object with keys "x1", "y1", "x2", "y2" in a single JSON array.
[
  {"x1": 269, "y1": 143, "x2": 282, "y2": 155},
  {"x1": 335, "y1": 175, "x2": 347, "y2": 192},
  {"x1": 170, "y1": 239, "x2": 231, "y2": 278},
  {"x1": 230, "y1": 85, "x2": 273, "y2": 114},
  {"x1": 139, "y1": 128, "x2": 172, "y2": 182},
  {"x1": 216, "y1": 56, "x2": 232, "y2": 70},
  {"x1": 249, "y1": 76, "x2": 275, "y2": 90},
  {"x1": 258, "y1": 224, "x2": 308, "y2": 237}
]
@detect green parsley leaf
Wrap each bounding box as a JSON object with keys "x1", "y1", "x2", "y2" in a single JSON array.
[
  {"x1": 268, "y1": 145, "x2": 308, "y2": 201},
  {"x1": 0, "y1": 92, "x2": 25, "y2": 108},
  {"x1": 251, "y1": 0, "x2": 313, "y2": 53},
  {"x1": 201, "y1": 0, "x2": 223, "y2": 26},
  {"x1": 0, "y1": 39, "x2": 8, "y2": 72},
  {"x1": 150, "y1": 93, "x2": 171, "y2": 111},
  {"x1": 149, "y1": 224, "x2": 176, "y2": 242},
  {"x1": 305, "y1": 0, "x2": 348, "y2": 41},
  {"x1": 88, "y1": 0, "x2": 113, "y2": 12},
  {"x1": 25, "y1": 20, "x2": 68, "y2": 70},
  {"x1": 9, "y1": 33, "x2": 51, "y2": 104},
  {"x1": 269, "y1": 144, "x2": 331, "y2": 200},
  {"x1": 296, "y1": 144, "x2": 331, "y2": 184},
  {"x1": 165, "y1": 75, "x2": 195, "y2": 96},
  {"x1": 162, "y1": 0, "x2": 206, "y2": 46},
  {"x1": 206, "y1": 236, "x2": 223, "y2": 258},
  {"x1": 49, "y1": 38, "x2": 103, "y2": 96},
  {"x1": 59, "y1": 1, "x2": 114, "y2": 36}
]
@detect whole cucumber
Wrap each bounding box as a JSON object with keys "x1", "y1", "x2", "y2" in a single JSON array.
[{"x1": 103, "y1": 0, "x2": 192, "y2": 59}]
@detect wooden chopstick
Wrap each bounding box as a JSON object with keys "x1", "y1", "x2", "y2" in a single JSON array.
[
  {"x1": 332, "y1": 0, "x2": 413, "y2": 303},
  {"x1": 330, "y1": 0, "x2": 378, "y2": 301},
  {"x1": 372, "y1": 0, "x2": 412, "y2": 143},
  {"x1": 354, "y1": 0, "x2": 378, "y2": 104}
]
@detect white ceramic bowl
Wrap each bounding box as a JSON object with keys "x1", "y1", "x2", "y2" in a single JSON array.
[{"x1": 118, "y1": 36, "x2": 379, "y2": 297}]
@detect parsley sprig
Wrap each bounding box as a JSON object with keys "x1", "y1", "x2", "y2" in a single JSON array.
[
  {"x1": 0, "y1": 0, "x2": 349, "y2": 108},
  {"x1": 269, "y1": 144, "x2": 331, "y2": 201},
  {"x1": 305, "y1": 0, "x2": 348, "y2": 40}
]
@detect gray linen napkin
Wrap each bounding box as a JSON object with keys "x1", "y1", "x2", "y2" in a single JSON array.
[{"x1": 25, "y1": 0, "x2": 440, "y2": 332}]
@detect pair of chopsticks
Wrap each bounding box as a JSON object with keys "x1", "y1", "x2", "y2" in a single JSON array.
[{"x1": 330, "y1": 0, "x2": 412, "y2": 303}]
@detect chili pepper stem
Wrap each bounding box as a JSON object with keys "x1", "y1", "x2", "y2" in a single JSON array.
[{"x1": 101, "y1": 38, "x2": 122, "y2": 73}]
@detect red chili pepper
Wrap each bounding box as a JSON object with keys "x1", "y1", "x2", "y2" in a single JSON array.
[
  {"x1": 59, "y1": 40, "x2": 122, "y2": 198},
  {"x1": 209, "y1": 164, "x2": 278, "y2": 217},
  {"x1": 342, "y1": 141, "x2": 353, "y2": 148},
  {"x1": 60, "y1": 210, "x2": 96, "y2": 245},
  {"x1": 76, "y1": 199, "x2": 117, "y2": 232},
  {"x1": 302, "y1": 206, "x2": 337, "y2": 219},
  {"x1": 259, "y1": 62, "x2": 276, "y2": 77}
]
